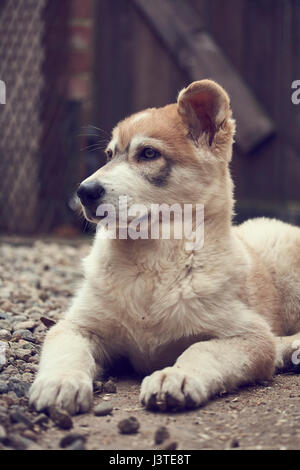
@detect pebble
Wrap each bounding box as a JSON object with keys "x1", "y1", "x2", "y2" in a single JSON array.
[
  {"x1": 0, "y1": 312, "x2": 12, "y2": 320},
  {"x1": 33, "y1": 413, "x2": 49, "y2": 428},
  {"x1": 60, "y1": 432, "x2": 87, "y2": 448},
  {"x1": 0, "y1": 381, "x2": 9, "y2": 394},
  {"x1": 0, "y1": 424, "x2": 7, "y2": 441},
  {"x1": 0, "y1": 410, "x2": 9, "y2": 427},
  {"x1": 7, "y1": 379, "x2": 30, "y2": 398},
  {"x1": 66, "y1": 439, "x2": 86, "y2": 450},
  {"x1": 154, "y1": 426, "x2": 170, "y2": 445},
  {"x1": 4, "y1": 433, "x2": 35, "y2": 450},
  {"x1": 230, "y1": 437, "x2": 240, "y2": 448},
  {"x1": 12, "y1": 330, "x2": 36, "y2": 343},
  {"x1": 0, "y1": 330, "x2": 11, "y2": 341},
  {"x1": 0, "y1": 342, "x2": 8, "y2": 370},
  {"x1": 40, "y1": 317, "x2": 56, "y2": 328},
  {"x1": 49, "y1": 406, "x2": 73, "y2": 430},
  {"x1": 103, "y1": 380, "x2": 117, "y2": 394},
  {"x1": 93, "y1": 381, "x2": 103, "y2": 393},
  {"x1": 22, "y1": 429, "x2": 38, "y2": 442},
  {"x1": 0, "y1": 301, "x2": 14, "y2": 312},
  {"x1": 24, "y1": 363, "x2": 38, "y2": 373},
  {"x1": 0, "y1": 320, "x2": 12, "y2": 331},
  {"x1": 13, "y1": 320, "x2": 36, "y2": 332},
  {"x1": 94, "y1": 403, "x2": 113, "y2": 417},
  {"x1": 10, "y1": 408, "x2": 33, "y2": 428},
  {"x1": 14, "y1": 349, "x2": 32, "y2": 362},
  {"x1": 118, "y1": 416, "x2": 140, "y2": 434},
  {"x1": 22, "y1": 373, "x2": 33, "y2": 382},
  {"x1": 161, "y1": 440, "x2": 178, "y2": 450}
]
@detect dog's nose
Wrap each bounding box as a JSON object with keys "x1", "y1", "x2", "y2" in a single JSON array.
[{"x1": 77, "y1": 181, "x2": 105, "y2": 205}]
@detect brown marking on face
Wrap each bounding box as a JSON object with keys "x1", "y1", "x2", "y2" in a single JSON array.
[
  {"x1": 113, "y1": 104, "x2": 199, "y2": 167},
  {"x1": 112, "y1": 98, "x2": 234, "y2": 171},
  {"x1": 143, "y1": 158, "x2": 172, "y2": 187}
]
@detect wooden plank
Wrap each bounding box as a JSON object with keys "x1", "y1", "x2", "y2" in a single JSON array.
[{"x1": 132, "y1": 0, "x2": 275, "y2": 154}]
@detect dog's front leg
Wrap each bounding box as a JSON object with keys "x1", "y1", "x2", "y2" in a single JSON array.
[
  {"x1": 140, "y1": 317, "x2": 276, "y2": 411},
  {"x1": 29, "y1": 319, "x2": 101, "y2": 415}
]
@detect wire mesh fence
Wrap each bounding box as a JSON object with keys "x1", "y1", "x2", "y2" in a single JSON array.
[
  {"x1": 0, "y1": 0, "x2": 85, "y2": 235},
  {"x1": 0, "y1": 0, "x2": 45, "y2": 234}
]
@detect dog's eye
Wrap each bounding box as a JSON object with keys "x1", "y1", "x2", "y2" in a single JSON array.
[{"x1": 139, "y1": 147, "x2": 161, "y2": 160}]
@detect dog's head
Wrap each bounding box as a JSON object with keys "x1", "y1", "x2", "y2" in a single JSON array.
[{"x1": 78, "y1": 80, "x2": 235, "y2": 224}]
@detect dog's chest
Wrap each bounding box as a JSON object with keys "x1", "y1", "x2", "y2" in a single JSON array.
[
  {"x1": 86, "y1": 240, "x2": 235, "y2": 371},
  {"x1": 100, "y1": 256, "x2": 196, "y2": 322}
]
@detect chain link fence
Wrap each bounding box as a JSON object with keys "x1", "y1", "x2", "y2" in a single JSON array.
[
  {"x1": 0, "y1": 0, "x2": 45, "y2": 233},
  {"x1": 0, "y1": 0, "x2": 85, "y2": 235}
]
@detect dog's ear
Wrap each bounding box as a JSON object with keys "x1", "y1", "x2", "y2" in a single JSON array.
[{"x1": 177, "y1": 80, "x2": 231, "y2": 146}]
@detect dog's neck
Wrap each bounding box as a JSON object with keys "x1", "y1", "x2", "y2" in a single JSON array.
[{"x1": 100, "y1": 199, "x2": 234, "y2": 272}]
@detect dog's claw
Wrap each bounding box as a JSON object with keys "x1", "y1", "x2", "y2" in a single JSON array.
[{"x1": 140, "y1": 366, "x2": 207, "y2": 412}]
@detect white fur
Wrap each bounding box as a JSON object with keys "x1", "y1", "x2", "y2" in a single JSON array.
[{"x1": 30, "y1": 80, "x2": 300, "y2": 414}]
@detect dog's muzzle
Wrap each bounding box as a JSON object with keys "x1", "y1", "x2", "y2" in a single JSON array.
[{"x1": 77, "y1": 181, "x2": 105, "y2": 210}]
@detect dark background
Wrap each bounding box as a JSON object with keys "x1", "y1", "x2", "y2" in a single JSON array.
[{"x1": 0, "y1": 0, "x2": 299, "y2": 235}]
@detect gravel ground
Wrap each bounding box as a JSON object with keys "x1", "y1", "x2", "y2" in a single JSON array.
[{"x1": 0, "y1": 239, "x2": 299, "y2": 451}]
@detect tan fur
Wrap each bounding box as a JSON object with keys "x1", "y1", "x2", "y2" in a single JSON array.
[{"x1": 29, "y1": 80, "x2": 300, "y2": 414}]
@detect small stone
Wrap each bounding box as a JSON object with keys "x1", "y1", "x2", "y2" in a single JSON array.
[
  {"x1": 0, "y1": 381, "x2": 9, "y2": 394},
  {"x1": 94, "y1": 403, "x2": 113, "y2": 417},
  {"x1": 60, "y1": 432, "x2": 87, "y2": 448},
  {"x1": 230, "y1": 437, "x2": 240, "y2": 448},
  {"x1": 33, "y1": 413, "x2": 49, "y2": 428},
  {"x1": 7, "y1": 379, "x2": 30, "y2": 398},
  {"x1": 0, "y1": 301, "x2": 14, "y2": 312},
  {"x1": 14, "y1": 349, "x2": 32, "y2": 362},
  {"x1": 39, "y1": 293, "x2": 49, "y2": 302},
  {"x1": 66, "y1": 439, "x2": 86, "y2": 450},
  {"x1": 0, "y1": 313, "x2": 12, "y2": 320},
  {"x1": 49, "y1": 406, "x2": 73, "y2": 430},
  {"x1": 161, "y1": 440, "x2": 178, "y2": 450},
  {"x1": 118, "y1": 416, "x2": 140, "y2": 434},
  {"x1": 10, "y1": 409, "x2": 33, "y2": 428},
  {"x1": 27, "y1": 443, "x2": 43, "y2": 450},
  {"x1": 24, "y1": 363, "x2": 38, "y2": 373},
  {"x1": 93, "y1": 381, "x2": 103, "y2": 393},
  {"x1": 0, "y1": 424, "x2": 7, "y2": 441},
  {"x1": 0, "y1": 411, "x2": 9, "y2": 427},
  {"x1": 0, "y1": 330, "x2": 11, "y2": 341},
  {"x1": 103, "y1": 380, "x2": 117, "y2": 394},
  {"x1": 22, "y1": 373, "x2": 33, "y2": 382},
  {"x1": 13, "y1": 330, "x2": 35, "y2": 343},
  {"x1": 0, "y1": 320, "x2": 11, "y2": 331},
  {"x1": 22, "y1": 429, "x2": 38, "y2": 442},
  {"x1": 0, "y1": 342, "x2": 8, "y2": 370},
  {"x1": 13, "y1": 320, "x2": 36, "y2": 332},
  {"x1": 40, "y1": 317, "x2": 56, "y2": 328},
  {"x1": 4, "y1": 433, "x2": 35, "y2": 450},
  {"x1": 11, "y1": 422, "x2": 27, "y2": 433},
  {"x1": 154, "y1": 426, "x2": 170, "y2": 445}
]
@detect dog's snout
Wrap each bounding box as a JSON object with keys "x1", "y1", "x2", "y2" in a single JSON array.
[{"x1": 77, "y1": 181, "x2": 105, "y2": 205}]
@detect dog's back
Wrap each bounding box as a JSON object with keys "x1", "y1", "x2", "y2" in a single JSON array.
[{"x1": 235, "y1": 217, "x2": 300, "y2": 335}]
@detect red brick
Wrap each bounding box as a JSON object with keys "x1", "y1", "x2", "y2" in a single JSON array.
[
  {"x1": 68, "y1": 75, "x2": 90, "y2": 100},
  {"x1": 69, "y1": 25, "x2": 93, "y2": 50},
  {"x1": 71, "y1": 0, "x2": 93, "y2": 19},
  {"x1": 69, "y1": 50, "x2": 92, "y2": 74}
]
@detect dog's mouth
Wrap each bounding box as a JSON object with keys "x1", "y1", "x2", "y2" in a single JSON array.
[
  {"x1": 82, "y1": 203, "x2": 151, "y2": 227},
  {"x1": 82, "y1": 205, "x2": 107, "y2": 224}
]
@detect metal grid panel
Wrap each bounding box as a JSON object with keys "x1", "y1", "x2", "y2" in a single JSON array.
[{"x1": 0, "y1": 0, "x2": 46, "y2": 233}]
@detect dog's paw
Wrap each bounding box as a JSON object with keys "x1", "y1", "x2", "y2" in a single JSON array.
[
  {"x1": 29, "y1": 372, "x2": 93, "y2": 415},
  {"x1": 140, "y1": 366, "x2": 208, "y2": 411}
]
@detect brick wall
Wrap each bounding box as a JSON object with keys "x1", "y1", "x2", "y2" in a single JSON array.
[{"x1": 68, "y1": 0, "x2": 94, "y2": 115}]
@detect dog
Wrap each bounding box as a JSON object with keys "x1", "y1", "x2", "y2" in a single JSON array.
[{"x1": 29, "y1": 79, "x2": 300, "y2": 415}]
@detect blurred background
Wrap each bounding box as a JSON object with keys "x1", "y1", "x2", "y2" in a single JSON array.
[{"x1": 0, "y1": 0, "x2": 299, "y2": 238}]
